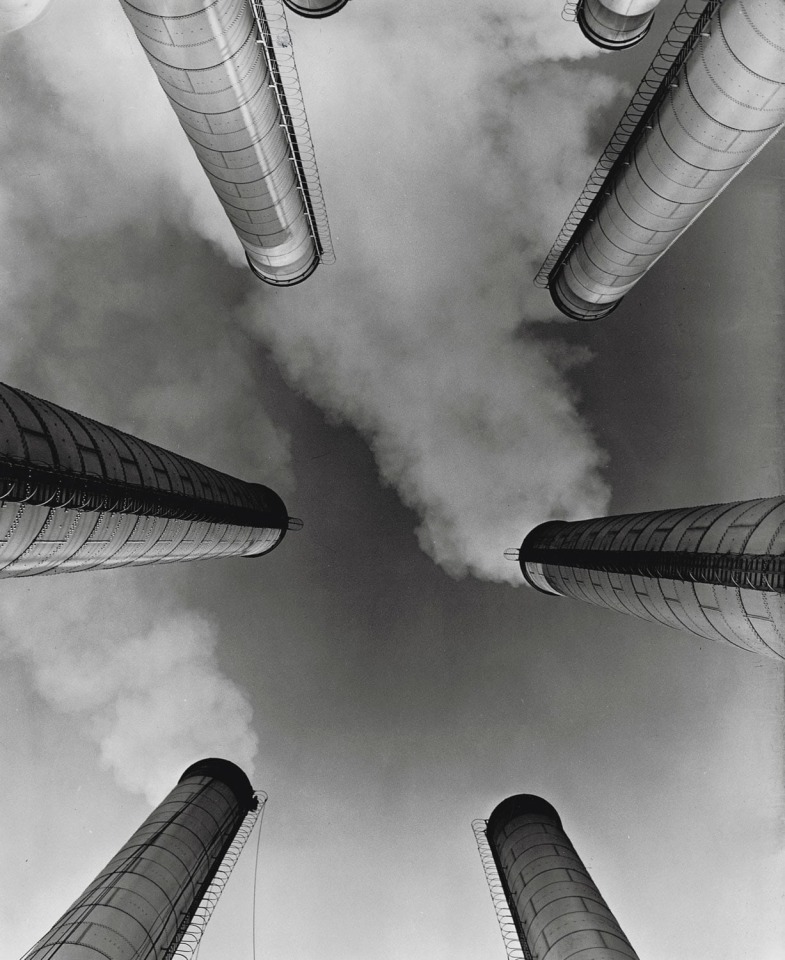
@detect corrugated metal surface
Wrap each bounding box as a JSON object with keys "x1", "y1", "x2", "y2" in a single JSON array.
[
  {"x1": 520, "y1": 499, "x2": 785, "y2": 659},
  {"x1": 545, "y1": 0, "x2": 785, "y2": 318},
  {"x1": 22, "y1": 760, "x2": 256, "y2": 960},
  {"x1": 486, "y1": 796, "x2": 639, "y2": 960},
  {"x1": 119, "y1": 0, "x2": 326, "y2": 285},
  {"x1": 282, "y1": 0, "x2": 349, "y2": 17},
  {"x1": 0, "y1": 381, "x2": 289, "y2": 577},
  {"x1": 577, "y1": 0, "x2": 660, "y2": 49}
]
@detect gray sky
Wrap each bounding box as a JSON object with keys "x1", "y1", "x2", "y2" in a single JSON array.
[{"x1": 1, "y1": 1, "x2": 783, "y2": 959}]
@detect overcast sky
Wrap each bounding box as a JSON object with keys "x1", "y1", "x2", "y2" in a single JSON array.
[{"x1": 1, "y1": 1, "x2": 783, "y2": 959}]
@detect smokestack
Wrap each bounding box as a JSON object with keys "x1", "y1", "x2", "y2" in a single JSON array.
[
  {"x1": 119, "y1": 0, "x2": 333, "y2": 286},
  {"x1": 575, "y1": 0, "x2": 660, "y2": 49},
  {"x1": 541, "y1": 0, "x2": 785, "y2": 320},
  {"x1": 0, "y1": 381, "x2": 296, "y2": 578},
  {"x1": 21, "y1": 759, "x2": 262, "y2": 960},
  {"x1": 282, "y1": 0, "x2": 350, "y2": 16},
  {"x1": 517, "y1": 497, "x2": 785, "y2": 660},
  {"x1": 477, "y1": 795, "x2": 639, "y2": 960}
]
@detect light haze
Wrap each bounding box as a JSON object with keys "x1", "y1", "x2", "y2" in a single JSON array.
[{"x1": 0, "y1": 2, "x2": 783, "y2": 959}]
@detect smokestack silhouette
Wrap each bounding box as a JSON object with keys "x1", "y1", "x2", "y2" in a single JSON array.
[
  {"x1": 575, "y1": 0, "x2": 660, "y2": 49},
  {"x1": 119, "y1": 0, "x2": 331, "y2": 286},
  {"x1": 0, "y1": 381, "x2": 295, "y2": 578},
  {"x1": 477, "y1": 795, "x2": 639, "y2": 959},
  {"x1": 21, "y1": 759, "x2": 261, "y2": 960},
  {"x1": 543, "y1": 0, "x2": 785, "y2": 319},
  {"x1": 516, "y1": 497, "x2": 785, "y2": 660},
  {"x1": 283, "y1": 0, "x2": 349, "y2": 16}
]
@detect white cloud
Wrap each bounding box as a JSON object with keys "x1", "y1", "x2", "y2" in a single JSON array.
[
  {"x1": 0, "y1": 574, "x2": 258, "y2": 803},
  {"x1": 238, "y1": 13, "x2": 621, "y2": 581},
  {"x1": 5, "y1": 0, "x2": 619, "y2": 583}
]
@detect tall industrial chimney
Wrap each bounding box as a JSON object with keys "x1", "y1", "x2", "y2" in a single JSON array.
[
  {"x1": 475, "y1": 796, "x2": 639, "y2": 960},
  {"x1": 0, "y1": 381, "x2": 295, "y2": 578},
  {"x1": 541, "y1": 0, "x2": 785, "y2": 319},
  {"x1": 516, "y1": 497, "x2": 785, "y2": 660},
  {"x1": 22, "y1": 759, "x2": 263, "y2": 960},
  {"x1": 575, "y1": 0, "x2": 660, "y2": 49},
  {"x1": 283, "y1": 0, "x2": 350, "y2": 16},
  {"x1": 119, "y1": 0, "x2": 333, "y2": 286}
]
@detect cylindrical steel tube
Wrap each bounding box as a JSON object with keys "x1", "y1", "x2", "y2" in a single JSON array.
[
  {"x1": 551, "y1": 0, "x2": 785, "y2": 319},
  {"x1": 0, "y1": 381, "x2": 290, "y2": 577},
  {"x1": 283, "y1": 0, "x2": 349, "y2": 16},
  {"x1": 577, "y1": 0, "x2": 660, "y2": 49},
  {"x1": 22, "y1": 759, "x2": 256, "y2": 960},
  {"x1": 486, "y1": 795, "x2": 639, "y2": 960},
  {"x1": 119, "y1": 0, "x2": 319, "y2": 286},
  {"x1": 519, "y1": 498, "x2": 785, "y2": 660}
]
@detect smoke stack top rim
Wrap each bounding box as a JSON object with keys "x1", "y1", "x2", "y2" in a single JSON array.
[
  {"x1": 486, "y1": 794, "x2": 562, "y2": 838},
  {"x1": 576, "y1": 0, "x2": 655, "y2": 50},
  {"x1": 246, "y1": 251, "x2": 319, "y2": 286},
  {"x1": 519, "y1": 520, "x2": 570, "y2": 558},
  {"x1": 549, "y1": 277, "x2": 622, "y2": 321},
  {"x1": 179, "y1": 758, "x2": 256, "y2": 810},
  {"x1": 282, "y1": 0, "x2": 350, "y2": 17}
]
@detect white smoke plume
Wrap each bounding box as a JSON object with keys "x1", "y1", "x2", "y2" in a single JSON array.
[
  {"x1": 0, "y1": 0, "x2": 243, "y2": 263},
  {"x1": 3, "y1": 0, "x2": 622, "y2": 586},
  {"x1": 0, "y1": 574, "x2": 258, "y2": 803},
  {"x1": 0, "y1": 0, "x2": 294, "y2": 797},
  {"x1": 238, "y1": 5, "x2": 622, "y2": 581}
]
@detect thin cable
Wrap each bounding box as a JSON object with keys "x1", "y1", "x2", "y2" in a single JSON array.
[
  {"x1": 193, "y1": 794, "x2": 266, "y2": 960},
  {"x1": 171, "y1": 792, "x2": 266, "y2": 960},
  {"x1": 252, "y1": 795, "x2": 267, "y2": 960}
]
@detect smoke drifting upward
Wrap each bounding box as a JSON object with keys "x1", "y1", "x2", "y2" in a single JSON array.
[
  {"x1": 1, "y1": 0, "x2": 243, "y2": 266},
  {"x1": 0, "y1": 1, "x2": 292, "y2": 485},
  {"x1": 2, "y1": 0, "x2": 622, "y2": 587},
  {"x1": 0, "y1": 2, "x2": 292, "y2": 798},
  {"x1": 238, "y1": 5, "x2": 622, "y2": 582},
  {"x1": 0, "y1": 574, "x2": 258, "y2": 803}
]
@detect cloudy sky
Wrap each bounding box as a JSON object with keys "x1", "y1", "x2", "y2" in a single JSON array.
[{"x1": 1, "y1": 1, "x2": 783, "y2": 959}]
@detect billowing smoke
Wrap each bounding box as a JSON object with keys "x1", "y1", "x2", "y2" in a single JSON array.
[
  {"x1": 0, "y1": 574, "x2": 258, "y2": 803},
  {"x1": 3, "y1": 0, "x2": 621, "y2": 586},
  {"x1": 0, "y1": 0, "x2": 293, "y2": 798},
  {"x1": 0, "y1": 0, "x2": 243, "y2": 268},
  {"x1": 237, "y1": 5, "x2": 621, "y2": 581}
]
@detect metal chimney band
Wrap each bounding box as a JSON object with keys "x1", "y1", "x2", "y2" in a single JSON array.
[
  {"x1": 522, "y1": 547, "x2": 785, "y2": 593},
  {"x1": 0, "y1": 458, "x2": 288, "y2": 531}
]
